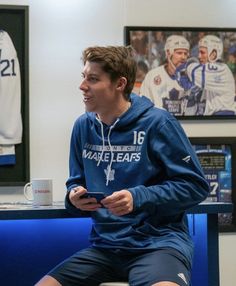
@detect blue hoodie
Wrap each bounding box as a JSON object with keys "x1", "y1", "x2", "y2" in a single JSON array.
[{"x1": 65, "y1": 94, "x2": 209, "y2": 267}]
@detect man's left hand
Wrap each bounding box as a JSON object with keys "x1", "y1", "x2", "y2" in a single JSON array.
[{"x1": 101, "y1": 190, "x2": 133, "y2": 216}]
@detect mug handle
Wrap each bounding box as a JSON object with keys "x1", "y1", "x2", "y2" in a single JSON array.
[{"x1": 23, "y1": 182, "x2": 33, "y2": 201}]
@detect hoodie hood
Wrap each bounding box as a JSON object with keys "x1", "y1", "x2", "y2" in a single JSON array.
[{"x1": 87, "y1": 93, "x2": 154, "y2": 129}]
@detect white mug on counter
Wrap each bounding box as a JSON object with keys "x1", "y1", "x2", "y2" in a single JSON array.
[{"x1": 23, "y1": 178, "x2": 53, "y2": 206}]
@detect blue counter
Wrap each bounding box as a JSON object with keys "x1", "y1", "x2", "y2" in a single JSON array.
[{"x1": 0, "y1": 202, "x2": 233, "y2": 286}]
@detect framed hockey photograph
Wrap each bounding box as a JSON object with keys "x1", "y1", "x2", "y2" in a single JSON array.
[
  {"x1": 0, "y1": 5, "x2": 29, "y2": 186},
  {"x1": 124, "y1": 26, "x2": 236, "y2": 120},
  {"x1": 189, "y1": 137, "x2": 236, "y2": 232}
]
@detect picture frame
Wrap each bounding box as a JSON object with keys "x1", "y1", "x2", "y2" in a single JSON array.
[
  {"x1": 124, "y1": 26, "x2": 236, "y2": 120},
  {"x1": 0, "y1": 5, "x2": 29, "y2": 186},
  {"x1": 189, "y1": 137, "x2": 236, "y2": 232}
]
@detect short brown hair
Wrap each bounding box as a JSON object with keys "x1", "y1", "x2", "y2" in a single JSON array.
[{"x1": 82, "y1": 46, "x2": 137, "y2": 100}]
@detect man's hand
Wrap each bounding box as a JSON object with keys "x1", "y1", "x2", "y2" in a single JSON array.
[
  {"x1": 101, "y1": 190, "x2": 133, "y2": 216},
  {"x1": 69, "y1": 186, "x2": 102, "y2": 211}
]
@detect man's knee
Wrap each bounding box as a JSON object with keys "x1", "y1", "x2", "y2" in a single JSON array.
[
  {"x1": 34, "y1": 275, "x2": 62, "y2": 286},
  {"x1": 152, "y1": 282, "x2": 180, "y2": 286}
]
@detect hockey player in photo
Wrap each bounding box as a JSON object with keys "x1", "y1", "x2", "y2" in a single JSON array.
[
  {"x1": 176, "y1": 35, "x2": 236, "y2": 116},
  {"x1": 139, "y1": 35, "x2": 190, "y2": 116}
]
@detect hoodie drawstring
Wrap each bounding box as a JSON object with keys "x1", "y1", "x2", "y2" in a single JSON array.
[
  {"x1": 96, "y1": 117, "x2": 120, "y2": 186},
  {"x1": 96, "y1": 117, "x2": 105, "y2": 167}
]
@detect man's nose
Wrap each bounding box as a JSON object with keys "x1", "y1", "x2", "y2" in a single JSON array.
[{"x1": 79, "y1": 79, "x2": 87, "y2": 90}]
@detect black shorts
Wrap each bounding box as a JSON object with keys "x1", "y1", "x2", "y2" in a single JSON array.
[{"x1": 49, "y1": 247, "x2": 191, "y2": 286}]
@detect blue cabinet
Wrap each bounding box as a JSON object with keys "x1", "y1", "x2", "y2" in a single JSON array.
[{"x1": 0, "y1": 203, "x2": 232, "y2": 286}]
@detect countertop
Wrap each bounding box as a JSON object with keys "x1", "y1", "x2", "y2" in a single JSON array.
[{"x1": 0, "y1": 201, "x2": 233, "y2": 220}]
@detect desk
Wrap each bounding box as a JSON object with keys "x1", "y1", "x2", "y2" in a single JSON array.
[{"x1": 0, "y1": 202, "x2": 233, "y2": 286}]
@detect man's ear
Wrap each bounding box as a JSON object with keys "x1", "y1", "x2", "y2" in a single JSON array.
[
  {"x1": 116, "y1": 77, "x2": 127, "y2": 91},
  {"x1": 209, "y1": 49, "x2": 217, "y2": 61},
  {"x1": 166, "y1": 50, "x2": 171, "y2": 59}
]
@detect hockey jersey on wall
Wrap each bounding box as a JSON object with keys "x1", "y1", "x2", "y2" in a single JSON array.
[
  {"x1": 0, "y1": 30, "x2": 22, "y2": 165},
  {"x1": 0, "y1": 30, "x2": 22, "y2": 144}
]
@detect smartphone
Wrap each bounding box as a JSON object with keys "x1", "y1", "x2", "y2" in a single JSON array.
[{"x1": 80, "y1": 192, "x2": 106, "y2": 203}]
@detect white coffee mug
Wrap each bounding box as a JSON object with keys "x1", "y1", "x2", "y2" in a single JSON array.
[{"x1": 24, "y1": 178, "x2": 53, "y2": 206}]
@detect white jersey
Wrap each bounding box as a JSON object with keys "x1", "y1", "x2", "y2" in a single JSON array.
[
  {"x1": 187, "y1": 62, "x2": 236, "y2": 115},
  {"x1": 140, "y1": 65, "x2": 187, "y2": 115},
  {"x1": 0, "y1": 30, "x2": 22, "y2": 144}
]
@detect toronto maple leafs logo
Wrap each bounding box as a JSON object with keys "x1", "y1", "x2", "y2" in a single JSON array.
[{"x1": 104, "y1": 165, "x2": 115, "y2": 182}]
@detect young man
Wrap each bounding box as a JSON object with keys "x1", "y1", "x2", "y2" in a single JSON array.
[
  {"x1": 176, "y1": 35, "x2": 236, "y2": 115},
  {"x1": 140, "y1": 35, "x2": 190, "y2": 116},
  {"x1": 36, "y1": 46, "x2": 209, "y2": 286}
]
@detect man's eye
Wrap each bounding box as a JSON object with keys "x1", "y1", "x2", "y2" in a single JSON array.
[{"x1": 89, "y1": 77, "x2": 98, "y2": 82}]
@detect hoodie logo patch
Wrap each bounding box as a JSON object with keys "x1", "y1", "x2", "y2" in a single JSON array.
[
  {"x1": 178, "y1": 273, "x2": 188, "y2": 285},
  {"x1": 82, "y1": 142, "x2": 143, "y2": 185},
  {"x1": 182, "y1": 155, "x2": 191, "y2": 163},
  {"x1": 104, "y1": 165, "x2": 115, "y2": 182},
  {"x1": 82, "y1": 145, "x2": 142, "y2": 163}
]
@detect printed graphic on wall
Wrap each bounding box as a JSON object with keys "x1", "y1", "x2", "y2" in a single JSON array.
[
  {"x1": 190, "y1": 137, "x2": 236, "y2": 232},
  {"x1": 124, "y1": 26, "x2": 236, "y2": 120}
]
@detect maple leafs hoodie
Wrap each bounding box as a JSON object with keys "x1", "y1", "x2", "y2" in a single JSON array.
[{"x1": 65, "y1": 93, "x2": 209, "y2": 267}]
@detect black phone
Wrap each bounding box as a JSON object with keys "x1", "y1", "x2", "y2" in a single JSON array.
[{"x1": 80, "y1": 192, "x2": 106, "y2": 203}]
